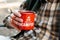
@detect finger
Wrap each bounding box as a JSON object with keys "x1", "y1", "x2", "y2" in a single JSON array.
[
  {"x1": 8, "y1": 17, "x2": 20, "y2": 31},
  {"x1": 14, "y1": 17, "x2": 23, "y2": 23},
  {"x1": 10, "y1": 14, "x2": 16, "y2": 19},
  {"x1": 10, "y1": 14, "x2": 23, "y2": 23},
  {"x1": 8, "y1": 16, "x2": 20, "y2": 26},
  {"x1": 13, "y1": 10, "x2": 21, "y2": 17},
  {"x1": 12, "y1": 19, "x2": 22, "y2": 27}
]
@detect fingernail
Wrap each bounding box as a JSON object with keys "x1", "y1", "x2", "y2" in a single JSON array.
[{"x1": 17, "y1": 12, "x2": 21, "y2": 17}]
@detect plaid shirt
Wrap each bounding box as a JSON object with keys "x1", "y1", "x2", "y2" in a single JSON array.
[
  {"x1": 35, "y1": 3, "x2": 58, "y2": 40},
  {"x1": 19, "y1": 0, "x2": 59, "y2": 40}
]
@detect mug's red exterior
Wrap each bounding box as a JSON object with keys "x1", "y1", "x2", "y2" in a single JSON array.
[{"x1": 19, "y1": 11, "x2": 35, "y2": 30}]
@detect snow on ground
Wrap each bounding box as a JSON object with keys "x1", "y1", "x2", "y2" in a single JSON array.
[{"x1": 0, "y1": 35, "x2": 11, "y2": 40}]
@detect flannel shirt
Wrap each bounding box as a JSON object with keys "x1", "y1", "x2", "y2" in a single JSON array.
[{"x1": 19, "y1": 0, "x2": 59, "y2": 40}]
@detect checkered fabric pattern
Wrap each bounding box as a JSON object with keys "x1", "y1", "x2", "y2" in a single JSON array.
[
  {"x1": 35, "y1": 2, "x2": 59, "y2": 40},
  {"x1": 19, "y1": 0, "x2": 59, "y2": 40},
  {"x1": 36, "y1": 1, "x2": 60, "y2": 40}
]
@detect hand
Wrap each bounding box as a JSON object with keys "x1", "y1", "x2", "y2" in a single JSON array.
[{"x1": 3, "y1": 10, "x2": 23, "y2": 31}]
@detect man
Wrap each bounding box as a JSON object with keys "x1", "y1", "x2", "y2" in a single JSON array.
[{"x1": 3, "y1": 0, "x2": 59, "y2": 40}]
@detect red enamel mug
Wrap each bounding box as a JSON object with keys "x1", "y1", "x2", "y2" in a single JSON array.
[{"x1": 11, "y1": 10, "x2": 35, "y2": 30}]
